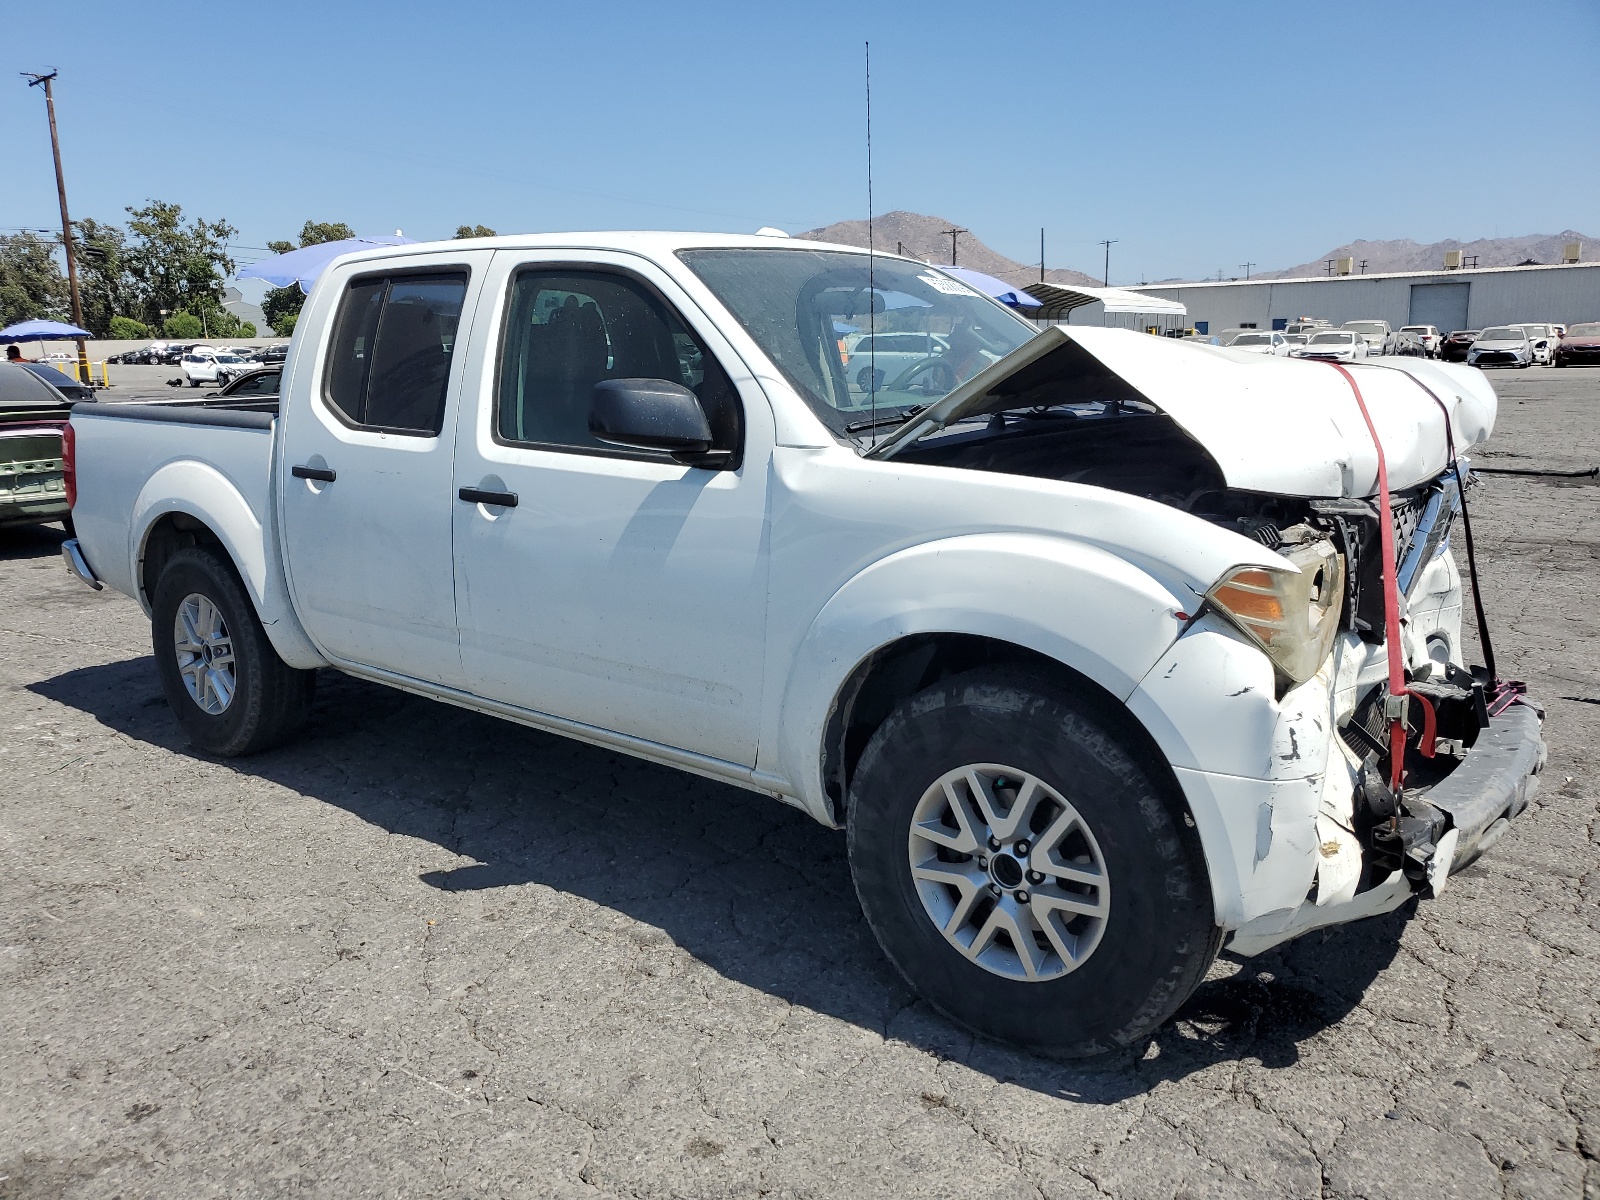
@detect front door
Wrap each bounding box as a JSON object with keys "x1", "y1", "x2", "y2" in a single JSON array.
[
  {"x1": 450, "y1": 251, "x2": 771, "y2": 766},
  {"x1": 279, "y1": 254, "x2": 487, "y2": 687}
]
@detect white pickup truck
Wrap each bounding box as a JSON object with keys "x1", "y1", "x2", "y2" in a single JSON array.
[{"x1": 62, "y1": 233, "x2": 1545, "y2": 1056}]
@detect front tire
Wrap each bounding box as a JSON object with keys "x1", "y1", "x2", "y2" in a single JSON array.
[
  {"x1": 847, "y1": 667, "x2": 1220, "y2": 1056},
  {"x1": 152, "y1": 546, "x2": 315, "y2": 756}
]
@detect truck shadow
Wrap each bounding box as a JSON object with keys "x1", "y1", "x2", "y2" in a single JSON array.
[{"x1": 31, "y1": 657, "x2": 1409, "y2": 1103}]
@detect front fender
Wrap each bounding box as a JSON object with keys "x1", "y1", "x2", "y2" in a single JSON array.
[
  {"x1": 773, "y1": 532, "x2": 1188, "y2": 821},
  {"x1": 132, "y1": 461, "x2": 324, "y2": 669}
]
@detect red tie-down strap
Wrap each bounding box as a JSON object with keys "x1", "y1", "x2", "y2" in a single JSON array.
[{"x1": 1321, "y1": 362, "x2": 1414, "y2": 792}]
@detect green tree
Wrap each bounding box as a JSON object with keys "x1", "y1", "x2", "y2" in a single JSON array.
[
  {"x1": 239, "y1": 321, "x2": 257, "y2": 338},
  {"x1": 72, "y1": 218, "x2": 140, "y2": 338},
  {"x1": 108, "y1": 316, "x2": 150, "y2": 339},
  {"x1": 163, "y1": 311, "x2": 203, "y2": 338},
  {"x1": 261, "y1": 220, "x2": 354, "y2": 336},
  {"x1": 455, "y1": 224, "x2": 496, "y2": 239},
  {"x1": 120, "y1": 200, "x2": 237, "y2": 329},
  {"x1": 0, "y1": 230, "x2": 69, "y2": 328}
]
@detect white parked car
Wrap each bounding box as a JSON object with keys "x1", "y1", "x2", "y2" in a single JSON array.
[
  {"x1": 1222, "y1": 330, "x2": 1292, "y2": 356},
  {"x1": 845, "y1": 331, "x2": 951, "y2": 392},
  {"x1": 1515, "y1": 324, "x2": 1559, "y2": 365},
  {"x1": 1341, "y1": 319, "x2": 1394, "y2": 356},
  {"x1": 1291, "y1": 330, "x2": 1370, "y2": 361},
  {"x1": 61, "y1": 232, "x2": 1543, "y2": 1057},
  {"x1": 1467, "y1": 326, "x2": 1535, "y2": 369},
  {"x1": 1399, "y1": 325, "x2": 1443, "y2": 357},
  {"x1": 181, "y1": 349, "x2": 260, "y2": 388}
]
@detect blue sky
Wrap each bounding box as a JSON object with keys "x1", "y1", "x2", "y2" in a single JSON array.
[{"x1": 3, "y1": 0, "x2": 1597, "y2": 289}]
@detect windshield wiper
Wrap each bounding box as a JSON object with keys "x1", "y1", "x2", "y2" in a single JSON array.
[{"x1": 845, "y1": 404, "x2": 923, "y2": 434}]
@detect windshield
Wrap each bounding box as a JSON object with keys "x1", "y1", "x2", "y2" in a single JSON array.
[
  {"x1": 1344, "y1": 322, "x2": 1385, "y2": 335},
  {"x1": 217, "y1": 355, "x2": 247, "y2": 364},
  {"x1": 1480, "y1": 327, "x2": 1523, "y2": 340},
  {"x1": 1227, "y1": 333, "x2": 1272, "y2": 346},
  {"x1": 678, "y1": 248, "x2": 1036, "y2": 436},
  {"x1": 1569, "y1": 323, "x2": 1600, "y2": 336},
  {"x1": 1400, "y1": 326, "x2": 1430, "y2": 334},
  {"x1": 1310, "y1": 332, "x2": 1353, "y2": 345}
]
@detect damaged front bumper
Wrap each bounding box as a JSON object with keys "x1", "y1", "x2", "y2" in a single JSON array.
[{"x1": 1227, "y1": 697, "x2": 1545, "y2": 956}]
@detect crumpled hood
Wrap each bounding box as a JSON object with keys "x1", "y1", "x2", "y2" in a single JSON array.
[{"x1": 873, "y1": 325, "x2": 1496, "y2": 498}]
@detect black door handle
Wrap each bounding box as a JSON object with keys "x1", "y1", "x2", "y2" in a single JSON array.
[
  {"x1": 459, "y1": 486, "x2": 518, "y2": 507},
  {"x1": 292, "y1": 464, "x2": 336, "y2": 482}
]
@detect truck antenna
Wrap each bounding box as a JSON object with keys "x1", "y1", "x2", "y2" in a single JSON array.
[{"x1": 865, "y1": 41, "x2": 875, "y2": 446}]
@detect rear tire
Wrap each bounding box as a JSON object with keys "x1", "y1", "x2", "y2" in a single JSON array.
[
  {"x1": 152, "y1": 546, "x2": 315, "y2": 756},
  {"x1": 846, "y1": 667, "x2": 1220, "y2": 1056}
]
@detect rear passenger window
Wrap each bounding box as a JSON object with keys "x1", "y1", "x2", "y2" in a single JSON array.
[
  {"x1": 323, "y1": 272, "x2": 467, "y2": 435},
  {"x1": 494, "y1": 268, "x2": 741, "y2": 461}
]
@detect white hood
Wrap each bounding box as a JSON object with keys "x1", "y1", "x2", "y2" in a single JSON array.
[{"x1": 873, "y1": 326, "x2": 1496, "y2": 499}]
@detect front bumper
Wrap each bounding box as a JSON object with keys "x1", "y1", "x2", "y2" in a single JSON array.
[{"x1": 1227, "y1": 698, "x2": 1545, "y2": 956}]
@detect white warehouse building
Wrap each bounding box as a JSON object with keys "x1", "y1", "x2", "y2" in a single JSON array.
[{"x1": 1129, "y1": 260, "x2": 1600, "y2": 335}]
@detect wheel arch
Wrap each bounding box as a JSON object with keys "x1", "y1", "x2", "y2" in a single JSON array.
[
  {"x1": 818, "y1": 632, "x2": 1190, "y2": 829},
  {"x1": 771, "y1": 532, "x2": 1191, "y2": 827},
  {"x1": 133, "y1": 464, "x2": 324, "y2": 669}
]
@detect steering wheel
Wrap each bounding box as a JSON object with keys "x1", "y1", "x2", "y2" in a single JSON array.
[{"x1": 889, "y1": 357, "x2": 957, "y2": 395}]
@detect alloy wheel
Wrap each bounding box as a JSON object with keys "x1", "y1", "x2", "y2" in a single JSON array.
[
  {"x1": 173, "y1": 592, "x2": 236, "y2": 715},
  {"x1": 906, "y1": 763, "x2": 1109, "y2": 982}
]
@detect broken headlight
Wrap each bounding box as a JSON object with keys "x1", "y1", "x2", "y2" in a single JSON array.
[{"x1": 1205, "y1": 538, "x2": 1345, "y2": 685}]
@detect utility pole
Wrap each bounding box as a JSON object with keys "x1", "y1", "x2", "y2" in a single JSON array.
[
  {"x1": 1039, "y1": 228, "x2": 1045, "y2": 283},
  {"x1": 1240, "y1": 262, "x2": 1255, "y2": 280},
  {"x1": 940, "y1": 227, "x2": 967, "y2": 266},
  {"x1": 1098, "y1": 239, "x2": 1118, "y2": 287},
  {"x1": 23, "y1": 71, "x2": 90, "y2": 385},
  {"x1": 1358, "y1": 259, "x2": 1368, "y2": 275}
]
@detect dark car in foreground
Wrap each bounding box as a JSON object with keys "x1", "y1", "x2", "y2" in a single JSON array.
[
  {"x1": 0, "y1": 362, "x2": 72, "y2": 529},
  {"x1": 21, "y1": 362, "x2": 95, "y2": 403},
  {"x1": 1439, "y1": 330, "x2": 1479, "y2": 362},
  {"x1": 1553, "y1": 321, "x2": 1600, "y2": 367}
]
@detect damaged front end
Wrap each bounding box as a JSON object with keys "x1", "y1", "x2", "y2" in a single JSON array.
[{"x1": 1205, "y1": 464, "x2": 1547, "y2": 954}]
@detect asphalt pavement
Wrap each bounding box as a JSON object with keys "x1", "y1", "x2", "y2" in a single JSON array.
[{"x1": 2, "y1": 366, "x2": 1596, "y2": 1199}]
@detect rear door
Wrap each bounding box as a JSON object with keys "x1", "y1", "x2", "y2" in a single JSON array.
[{"x1": 278, "y1": 250, "x2": 491, "y2": 687}]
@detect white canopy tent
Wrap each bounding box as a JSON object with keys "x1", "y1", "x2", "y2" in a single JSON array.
[{"x1": 1022, "y1": 282, "x2": 1188, "y2": 333}]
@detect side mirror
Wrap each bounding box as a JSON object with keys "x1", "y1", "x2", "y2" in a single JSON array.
[{"x1": 589, "y1": 378, "x2": 727, "y2": 467}]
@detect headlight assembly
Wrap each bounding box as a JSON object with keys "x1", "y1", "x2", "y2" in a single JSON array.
[{"x1": 1206, "y1": 539, "x2": 1346, "y2": 685}]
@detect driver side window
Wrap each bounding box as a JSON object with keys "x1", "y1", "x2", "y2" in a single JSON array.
[{"x1": 494, "y1": 268, "x2": 742, "y2": 461}]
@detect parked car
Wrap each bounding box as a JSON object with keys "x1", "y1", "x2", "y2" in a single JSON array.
[
  {"x1": 0, "y1": 361, "x2": 72, "y2": 529},
  {"x1": 844, "y1": 332, "x2": 951, "y2": 392},
  {"x1": 1467, "y1": 326, "x2": 1534, "y2": 369},
  {"x1": 1222, "y1": 330, "x2": 1291, "y2": 355},
  {"x1": 1282, "y1": 333, "x2": 1310, "y2": 348},
  {"x1": 1515, "y1": 324, "x2": 1559, "y2": 365},
  {"x1": 1390, "y1": 331, "x2": 1428, "y2": 357},
  {"x1": 1439, "y1": 330, "x2": 1480, "y2": 362},
  {"x1": 254, "y1": 344, "x2": 289, "y2": 364},
  {"x1": 181, "y1": 349, "x2": 260, "y2": 388},
  {"x1": 1291, "y1": 329, "x2": 1370, "y2": 361},
  {"x1": 160, "y1": 343, "x2": 198, "y2": 365},
  {"x1": 21, "y1": 362, "x2": 95, "y2": 403},
  {"x1": 1282, "y1": 319, "x2": 1331, "y2": 336},
  {"x1": 1341, "y1": 319, "x2": 1394, "y2": 356},
  {"x1": 62, "y1": 233, "x2": 1542, "y2": 1057},
  {"x1": 1398, "y1": 325, "x2": 1443, "y2": 357},
  {"x1": 1552, "y1": 320, "x2": 1600, "y2": 367}
]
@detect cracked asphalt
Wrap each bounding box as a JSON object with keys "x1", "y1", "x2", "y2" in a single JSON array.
[{"x1": 2, "y1": 368, "x2": 1597, "y2": 1199}]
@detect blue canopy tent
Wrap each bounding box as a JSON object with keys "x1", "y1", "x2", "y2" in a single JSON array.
[
  {"x1": 936, "y1": 267, "x2": 1042, "y2": 310},
  {"x1": 1, "y1": 319, "x2": 93, "y2": 378},
  {"x1": 237, "y1": 235, "x2": 418, "y2": 293}
]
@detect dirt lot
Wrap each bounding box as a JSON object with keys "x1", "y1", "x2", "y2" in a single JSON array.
[{"x1": 2, "y1": 367, "x2": 1596, "y2": 1199}]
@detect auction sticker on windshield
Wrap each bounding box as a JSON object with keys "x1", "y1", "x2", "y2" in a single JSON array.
[{"x1": 918, "y1": 272, "x2": 979, "y2": 297}]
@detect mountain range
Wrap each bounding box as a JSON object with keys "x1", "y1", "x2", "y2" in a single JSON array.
[
  {"x1": 798, "y1": 211, "x2": 1595, "y2": 287},
  {"x1": 1258, "y1": 232, "x2": 1595, "y2": 280},
  {"x1": 798, "y1": 212, "x2": 1102, "y2": 288}
]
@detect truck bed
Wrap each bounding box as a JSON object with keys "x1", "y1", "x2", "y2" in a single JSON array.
[{"x1": 68, "y1": 397, "x2": 278, "y2": 604}]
